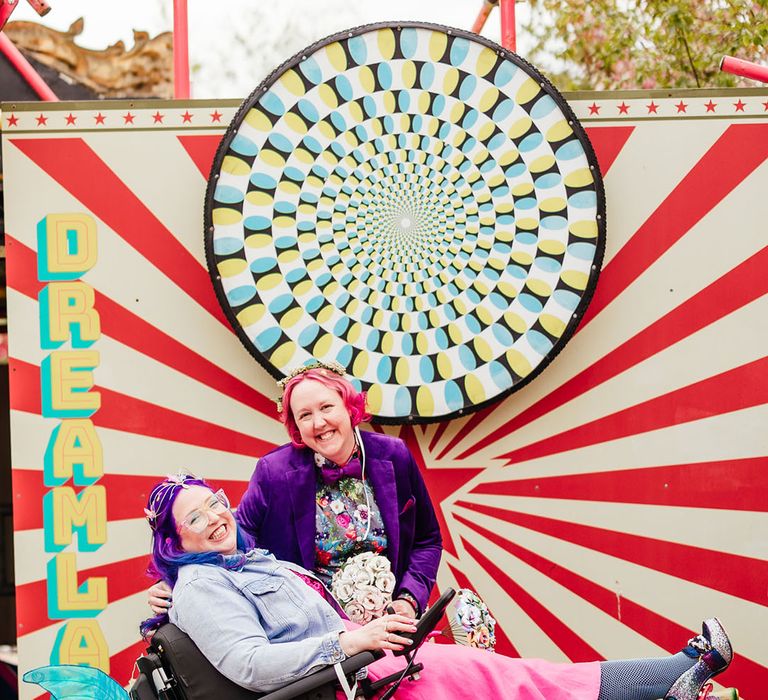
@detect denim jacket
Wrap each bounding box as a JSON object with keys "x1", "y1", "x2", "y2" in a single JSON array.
[{"x1": 169, "y1": 549, "x2": 346, "y2": 692}]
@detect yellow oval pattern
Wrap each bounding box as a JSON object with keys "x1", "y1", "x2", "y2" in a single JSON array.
[
  {"x1": 395, "y1": 357, "x2": 410, "y2": 385},
  {"x1": 475, "y1": 47, "x2": 497, "y2": 77},
  {"x1": 436, "y1": 352, "x2": 452, "y2": 379},
  {"x1": 538, "y1": 239, "x2": 566, "y2": 255},
  {"x1": 564, "y1": 169, "x2": 594, "y2": 188},
  {"x1": 366, "y1": 383, "x2": 383, "y2": 413},
  {"x1": 221, "y1": 155, "x2": 250, "y2": 176},
  {"x1": 218, "y1": 258, "x2": 246, "y2": 278},
  {"x1": 401, "y1": 60, "x2": 417, "y2": 88},
  {"x1": 416, "y1": 386, "x2": 434, "y2": 416},
  {"x1": 236, "y1": 304, "x2": 265, "y2": 327},
  {"x1": 464, "y1": 373, "x2": 486, "y2": 403},
  {"x1": 377, "y1": 28, "x2": 396, "y2": 59},
  {"x1": 516, "y1": 77, "x2": 541, "y2": 105},
  {"x1": 212, "y1": 208, "x2": 242, "y2": 226},
  {"x1": 539, "y1": 314, "x2": 566, "y2": 337},
  {"x1": 325, "y1": 42, "x2": 347, "y2": 71},
  {"x1": 443, "y1": 67, "x2": 459, "y2": 95},
  {"x1": 256, "y1": 273, "x2": 282, "y2": 291},
  {"x1": 279, "y1": 69, "x2": 305, "y2": 96},
  {"x1": 546, "y1": 120, "x2": 574, "y2": 142},
  {"x1": 526, "y1": 278, "x2": 552, "y2": 297},
  {"x1": 313, "y1": 333, "x2": 333, "y2": 358},
  {"x1": 284, "y1": 112, "x2": 309, "y2": 135},
  {"x1": 245, "y1": 233, "x2": 271, "y2": 249},
  {"x1": 504, "y1": 311, "x2": 527, "y2": 333},
  {"x1": 508, "y1": 116, "x2": 532, "y2": 139},
  {"x1": 473, "y1": 336, "x2": 493, "y2": 362},
  {"x1": 561, "y1": 270, "x2": 589, "y2": 290},
  {"x1": 569, "y1": 220, "x2": 598, "y2": 238},
  {"x1": 244, "y1": 108, "x2": 272, "y2": 132},
  {"x1": 280, "y1": 307, "x2": 303, "y2": 329},
  {"x1": 506, "y1": 349, "x2": 533, "y2": 377},
  {"x1": 429, "y1": 31, "x2": 448, "y2": 61}
]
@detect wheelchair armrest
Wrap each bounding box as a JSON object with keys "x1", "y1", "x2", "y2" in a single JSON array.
[{"x1": 259, "y1": 649, "x2": 384, "y2": 700}]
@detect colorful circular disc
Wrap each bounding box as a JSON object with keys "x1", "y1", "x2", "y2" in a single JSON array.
[{"x1": 205, "y1": 22, "x2": 606, "y2": 423}]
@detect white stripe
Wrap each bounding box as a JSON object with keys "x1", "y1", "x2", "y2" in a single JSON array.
[
  {"x1": 14, "y1": 518, "x2": 151, "y2": 587},
  {"x1": 9, "y1": 410, "x2": 259, "y2": 479},
  {"x1": 83, "y1": 131, "x2": 214, "y2": 265},
  {"x1": 454, "y1": 504, "x2": 768, "y2": 666},
  {"x1": 457, "y1": 494, "x2": 768, "y2": 559},
  {"x1": 475, "y1": 403, "x2": 768, "y2": 479}
]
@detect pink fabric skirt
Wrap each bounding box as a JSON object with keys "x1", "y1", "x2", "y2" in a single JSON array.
[{"x1": 357, "y1": 643, "x2": 600, "y2": 699}]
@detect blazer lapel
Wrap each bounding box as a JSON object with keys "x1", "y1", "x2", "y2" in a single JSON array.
[
  {"x1": 286, "y1": 450, "x2": 317, "y2": 570},
  {"x1": 366, "y1": 454, "x2": 400, "y2": 571}
]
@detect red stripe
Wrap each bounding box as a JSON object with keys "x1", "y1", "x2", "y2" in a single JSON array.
[
  {"x1": 9, "y1": 358, "x2": 275, "y2": 458},
  {"x1": 11, "y1": 469, "x2": 250, "y2": 531},
  {"x1": 177, "y1": 134, "x2": 222, "y2": 178},
  {"x1": 455, "y1": 500, "x2": 768, "y2": 606},
  {"x1": 6, "y1": 235, "x2": 277, "y2": 418},
  {"x1": 581, "y1": 123, "x2": 768, "y2": 327},
  {"x1": 7, "y1": 137, "x2": 229, "y2": 328},
  {"x1": 498, "y1": 356, "x2": 768, "y2": 464},
  {"x1": 452, "y1": 242, "x2": 768, "y2": 458},
  {"x1": 428, "y1": 420, "x2": 450, "y2": 453},
  {"x1": 16, "y1": 555, "x2": 149, "y2": 636},
  {"x1": 109, "y1": 639, "x2": 147, "y2": 687},
  {"x1": 460, "y1": 537, "x2": 602, "y2": 662},
  {"x1": 471, "y1": 457, "x2": 768, "y2": 512},
  {"x1": 584, "y1": 125, "x2": 634, "y2": 175},
  {"x1": 454, "y1": 513, "x2": 768, "y2": 696},
  {"x1": 445, "y1": 561, "x2": 519, "y2": 658}
]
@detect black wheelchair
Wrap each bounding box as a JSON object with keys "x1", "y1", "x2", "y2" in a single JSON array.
[{"x1": 129, "y1": 588, "x2": 455, "y2": 700}]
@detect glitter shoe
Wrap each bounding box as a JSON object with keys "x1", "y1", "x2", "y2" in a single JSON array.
[{"x1": 665, "y1": 618, "x2": 733, "y2": 700}]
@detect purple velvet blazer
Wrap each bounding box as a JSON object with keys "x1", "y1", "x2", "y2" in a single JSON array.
[{"x1": 236, "y1": 430, "x2": 443, "y2": 612}]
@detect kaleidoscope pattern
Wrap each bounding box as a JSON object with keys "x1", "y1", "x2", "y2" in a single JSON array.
[{"x1": 205, "y1": 22, "x2": 606, "y2": 422}]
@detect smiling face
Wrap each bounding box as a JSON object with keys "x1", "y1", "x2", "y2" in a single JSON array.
[
  {"x1": 172, "y1": 485, "x2": 238, "y2": 555},
  {"x1": 289, "y1": 378, "x2": 356, "y2": 464}
]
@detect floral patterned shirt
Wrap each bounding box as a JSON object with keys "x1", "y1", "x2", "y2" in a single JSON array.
[{"x1": 314, "y1": 474, "x2": 387, "y2": 585}]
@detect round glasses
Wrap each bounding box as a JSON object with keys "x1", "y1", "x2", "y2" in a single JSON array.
[{"x1": 178, "y1": 490, "x2": 230, "y2": 534}]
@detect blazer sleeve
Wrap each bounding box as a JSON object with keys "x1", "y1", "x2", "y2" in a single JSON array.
[
  {"x1": 394, "y1": 442, "x2": 443, "y2": 613},
  {"x1": 234, "y1": 457, "x2": 270, "y2": 545}
]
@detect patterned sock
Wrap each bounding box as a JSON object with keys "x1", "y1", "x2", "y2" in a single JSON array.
[{"x1": 598, "y1": 651, "x2": 697, "y2": 700}]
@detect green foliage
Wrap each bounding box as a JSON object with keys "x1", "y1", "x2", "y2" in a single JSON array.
[{"x1": 522, "y1": 0, "x2": 768, "y2": 90}]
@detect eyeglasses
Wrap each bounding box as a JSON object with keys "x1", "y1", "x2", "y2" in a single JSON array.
[{"x1": 178, "y1": 490, "x2": 230, "y2": 534}]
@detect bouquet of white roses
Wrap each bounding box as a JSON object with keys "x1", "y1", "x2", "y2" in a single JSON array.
[{"x1": 330, "y1": 552, "x2": 396, "y2": 624}]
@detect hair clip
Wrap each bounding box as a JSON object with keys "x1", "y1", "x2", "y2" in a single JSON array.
[{"x1": 144, "y1": 507, "x2": 157, "y2": 529}]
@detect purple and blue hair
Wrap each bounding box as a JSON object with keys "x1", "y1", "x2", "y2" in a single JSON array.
[{"x1": 139, "y1": 473, "x2": 253, "y2": 638}]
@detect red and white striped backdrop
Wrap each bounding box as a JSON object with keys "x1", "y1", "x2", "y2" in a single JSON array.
[{"x1": 3, "y1": 89, "x2": 767, "y2": 698}]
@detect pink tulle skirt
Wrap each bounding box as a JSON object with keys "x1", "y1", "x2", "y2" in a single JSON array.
[{"x1": 357, "y1": 642, "x2": 600, "y2": 699}]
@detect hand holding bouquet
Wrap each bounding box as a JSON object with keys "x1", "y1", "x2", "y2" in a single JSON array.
[{"x1": 331, "y1": 552, "x2": 396, "y2": 624}]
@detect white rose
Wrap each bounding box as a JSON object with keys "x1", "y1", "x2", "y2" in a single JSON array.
[
  {"x1": 368, "y1": 556, "x2": 390, "y2": 574},
  {"x1": 342, "y1": 564, "x2": 361, "y2": 582},
  {"x1": 354, "y1": 568, "x2": 374, "y2": 586},
  {"x1": 360, "y1": 585, "x2": 386, "y2": 612},
  {"x1": 333, "y1": 581, "x2": 355, "y2": 603},
  {"x1": 375, "y1": 572, "x2": 396, "y2": 594},
  {"x1": 345, "y1": 601, "x2": 367, "y2": 624}
]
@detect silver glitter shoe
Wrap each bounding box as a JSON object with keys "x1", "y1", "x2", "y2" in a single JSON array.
[{"x1": 665, "y1": 618, "x2": 733, "y2": 700}]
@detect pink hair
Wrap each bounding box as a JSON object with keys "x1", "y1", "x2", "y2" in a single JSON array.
[{"x1": 279, "y1": 368, "x2": 370, "y2": 447}]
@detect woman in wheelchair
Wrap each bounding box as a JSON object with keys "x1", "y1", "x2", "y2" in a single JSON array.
[{"x1": 141, "y1": 474, "x2": 733, "y2": 699}]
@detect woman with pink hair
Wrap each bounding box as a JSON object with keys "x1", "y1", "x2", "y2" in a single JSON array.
[{"x1": 150, "y1": 361, "x2": 442, "y2": 620}]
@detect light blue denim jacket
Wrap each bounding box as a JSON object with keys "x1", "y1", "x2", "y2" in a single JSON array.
[{"x1": 169, "y1": 549, "x2": 346, "y2": 692}]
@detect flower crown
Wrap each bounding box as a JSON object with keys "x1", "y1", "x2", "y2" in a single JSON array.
[
  {"x1": 144, "y1": 471, "x2": 196, "y2": 530},
  {"x1": 276, "y1": 360, "x2": 346, "y2": 412}
]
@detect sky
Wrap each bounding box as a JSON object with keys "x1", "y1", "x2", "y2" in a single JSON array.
[{"x1": 8, "y1": 0, "x2": 534, "y2": 99}]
